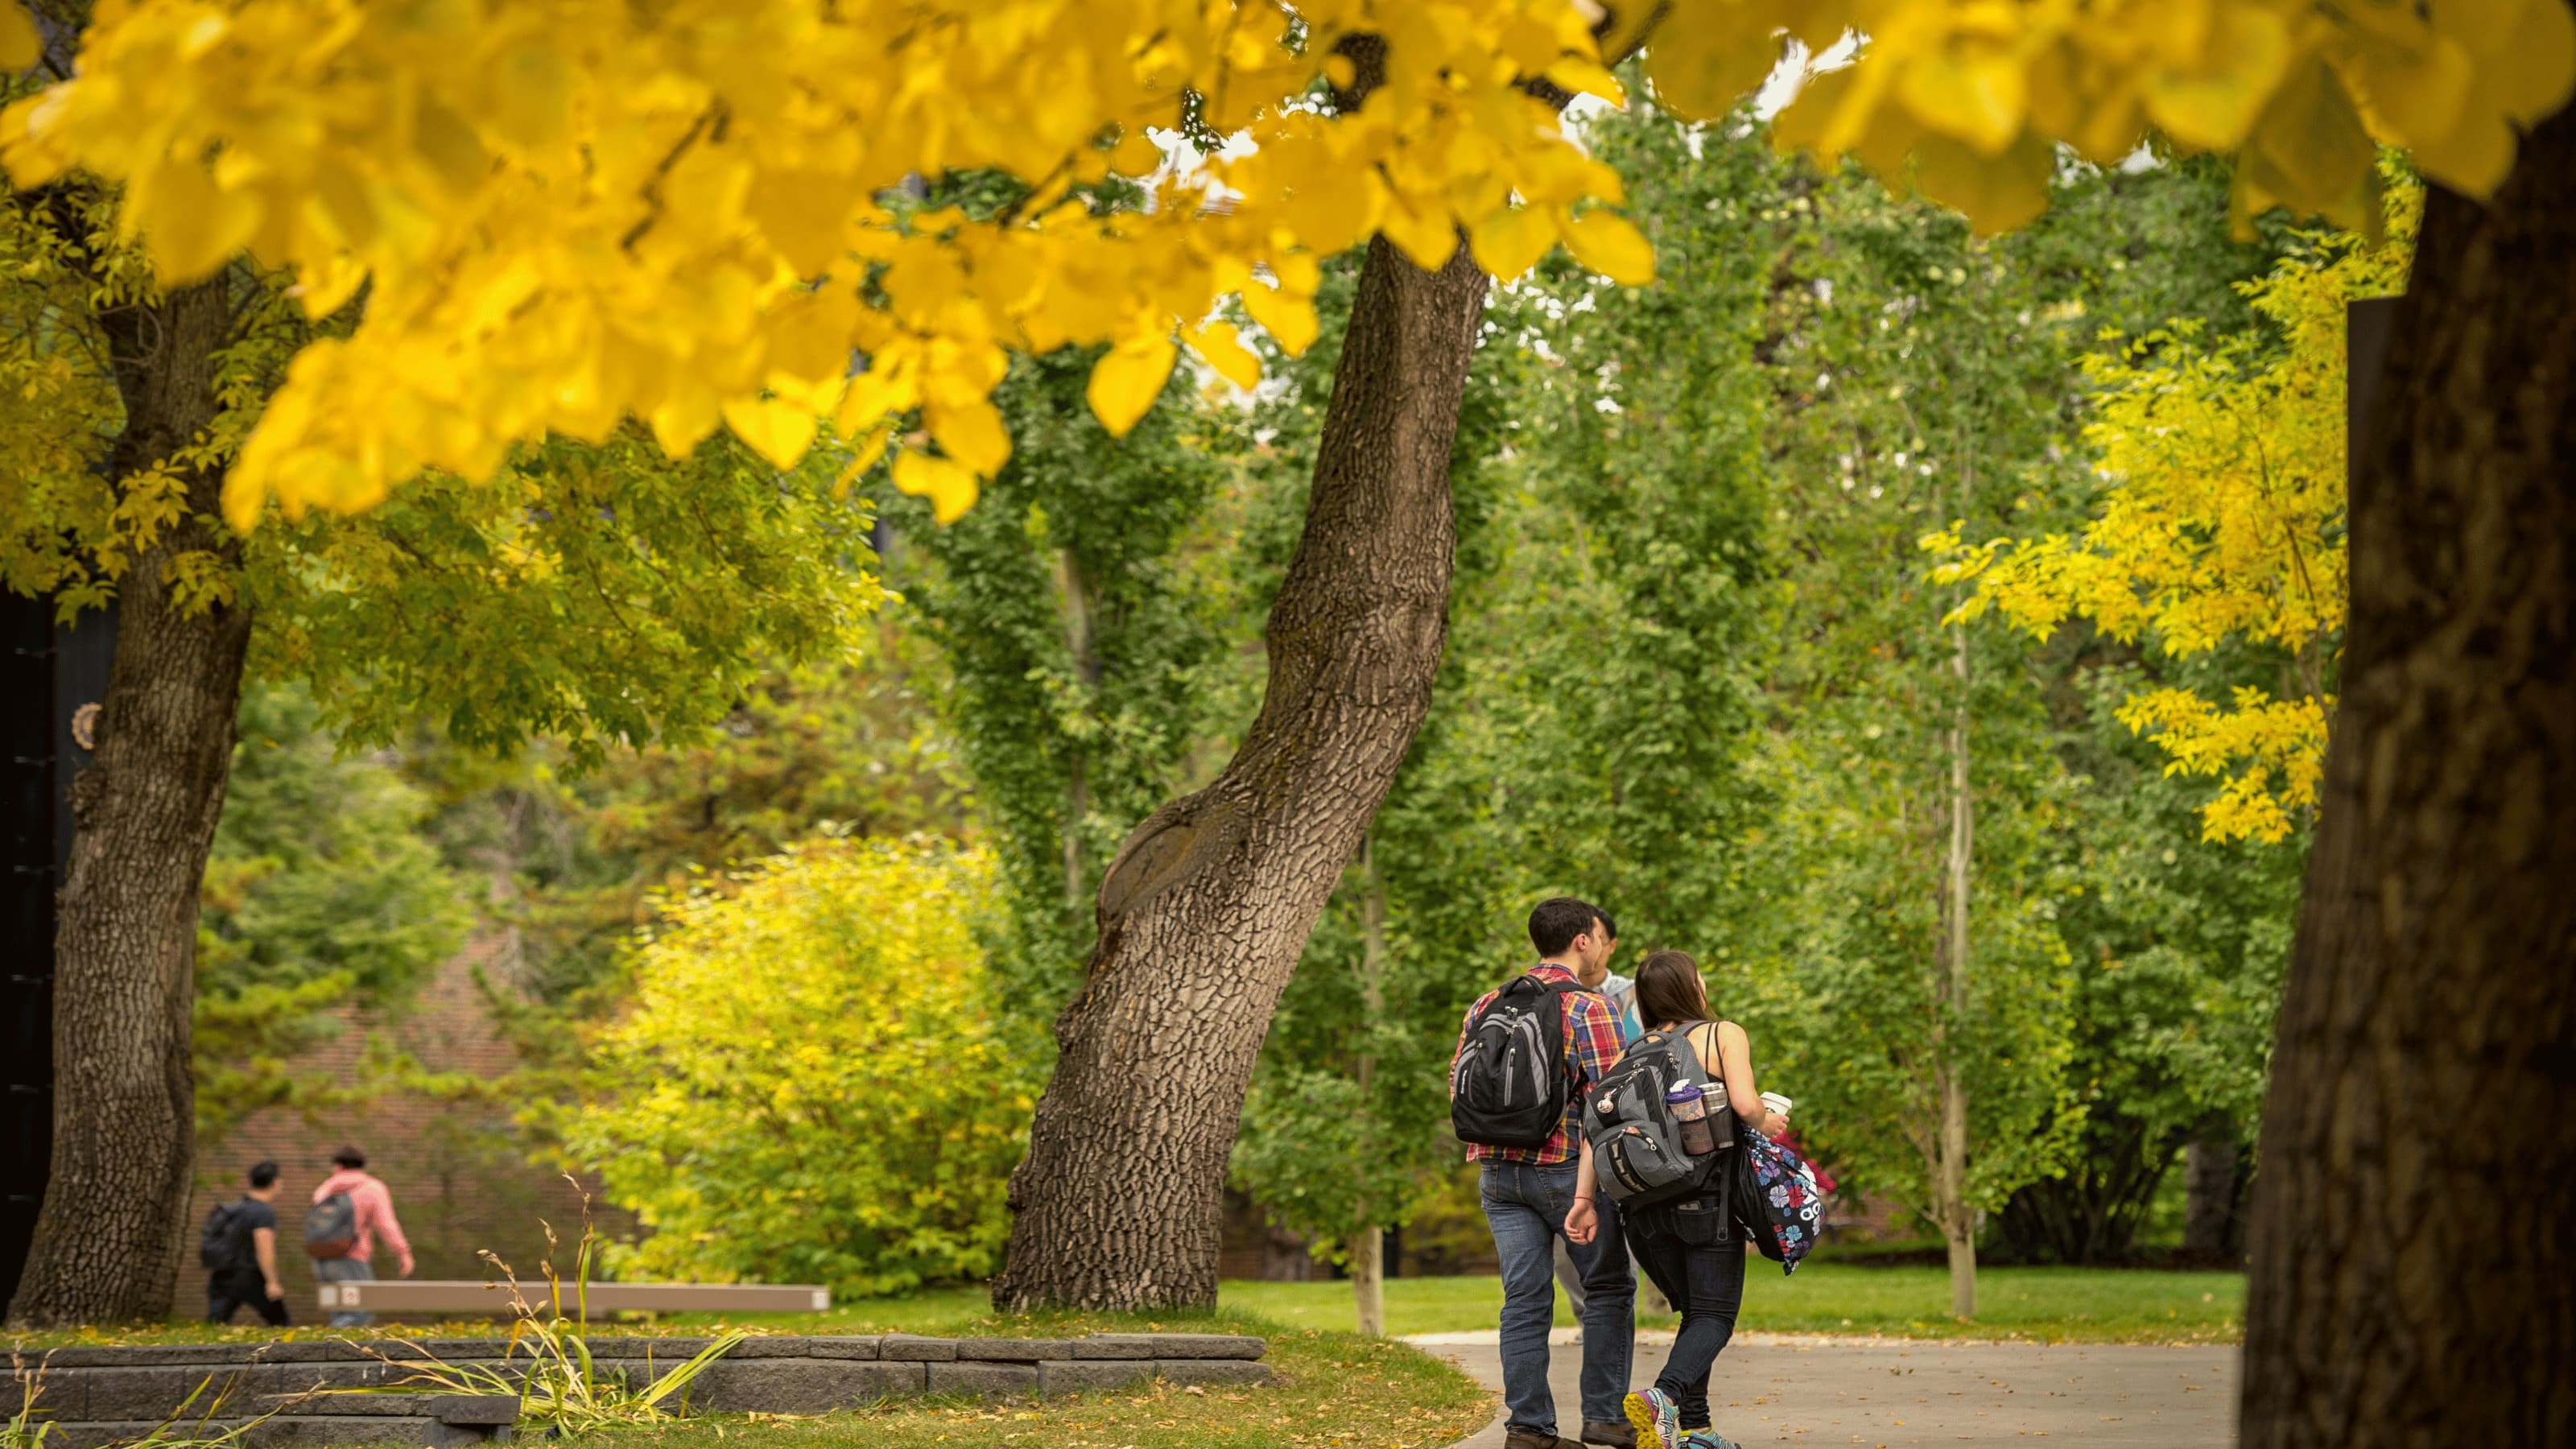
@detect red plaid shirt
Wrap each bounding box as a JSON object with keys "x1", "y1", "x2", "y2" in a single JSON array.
[{"x1": 1452, "y1": 963, "x2": 1624, "y2": 1166}]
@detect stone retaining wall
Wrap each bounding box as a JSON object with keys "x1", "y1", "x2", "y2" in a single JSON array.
[{"x1": 15, "y1": 1332, "x2": 1270, "y2": 1448}]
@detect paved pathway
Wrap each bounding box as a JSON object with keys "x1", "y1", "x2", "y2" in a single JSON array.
[{"x1": 1406, "y1": 1329, "x2": 2240, "y2": 1447}]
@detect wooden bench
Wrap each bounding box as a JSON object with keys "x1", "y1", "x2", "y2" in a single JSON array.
[{"x1": 320, "y1": 1280, "x2": 831, "y2": 1315}]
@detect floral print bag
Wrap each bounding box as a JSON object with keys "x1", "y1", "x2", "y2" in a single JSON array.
[{"x1": 1730, "y1": 1127, "x2": 1826, "y2": 1274}]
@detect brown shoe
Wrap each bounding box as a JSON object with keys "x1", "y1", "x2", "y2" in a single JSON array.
[
  {"x1": 1504, "y1": 1431, "x2": 1585, "y2": 1449},
  {"x1": 1582, "y1": 1422, "x2": 1637, "y2": 1449}
]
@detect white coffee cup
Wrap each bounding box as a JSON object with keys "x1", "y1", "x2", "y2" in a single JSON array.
[{"x1": 1761, "y1": 1091, "x2": 1793, "y2": 1117}]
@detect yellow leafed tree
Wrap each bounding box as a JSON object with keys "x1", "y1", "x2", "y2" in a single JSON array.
[
  {"x1": 0, "y1": 0, "x2": 2563, "y2": 531},
  {"x1": 1926, "y1": 171, "x2": 2418, "y2": 844}
]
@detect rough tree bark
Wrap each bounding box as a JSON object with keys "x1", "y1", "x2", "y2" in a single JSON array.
[
  {"x1": 2179, "y1": 1121, "x2": 2240, "y2": 1262},
  {"x1": 7, "y1": 279, "x2": 250, "y2": 1327},
  {"x1": 2237, "y1": 109, "x2": 2576, "y2": 1446},
  {"x1": 990, "y1": 233, "x2": 1488, "y2": 1311}
]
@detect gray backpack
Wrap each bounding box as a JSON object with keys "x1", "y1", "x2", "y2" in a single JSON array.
[
  {"x1": 1580, "y1": 1022, "x2": 1734, "y2": 1212},
  {"x1": 304, "y1": 1191, "x2": 358, "y2": 1259}
]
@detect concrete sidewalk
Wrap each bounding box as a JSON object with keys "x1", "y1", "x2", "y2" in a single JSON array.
[{"x1": 1405, "y1": 1329, "x2": 2240, "y2": 1447}]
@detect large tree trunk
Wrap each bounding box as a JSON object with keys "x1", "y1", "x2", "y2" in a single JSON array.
[
  {"x1": 2236, "y1": 111, "x2": 2576, "y2": 1446},
  {"x1": 990, "y1": 234, "x2": 1488, "y2": 1311},
  {"x1": 2180, "y1": 1121, "x2": 2240, "y2": 1262},
  {"x1": 6, "y1": 280, "x2": 249, "y2": 1327}
]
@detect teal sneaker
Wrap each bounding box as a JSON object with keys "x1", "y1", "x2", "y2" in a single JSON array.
[
  {"x1": 1622, "y1": 1389, "x2": 1678, "y2": 1449},
  {"x1": 1679, "y1": 1433, "x2": 1740, "y2": 1449}
]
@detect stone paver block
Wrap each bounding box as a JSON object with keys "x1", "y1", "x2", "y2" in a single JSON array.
[
  {"x1": 712, "y1": 1334, "x2": 881, "y2": 1360},
  {"x1": 1155, "y1": 1360, "x2": 1272, "y2": 1387},
  {"x1": 1135, "y1": 1334, "x2": 1266, "y2": 1360},
  {"x1": 691, "y1": 1358, "x2": 926, "y2": 1413},
  {"x1": 74, "y1": 1364, "x2": 355, "y2": 1422},
  {"x1": 425, "y1": 1393, "x2": 525, "y2": 1425},
  {"x1": 925, "y1": 1361, "x2": 1038, "y2": 1398},
  {"x1": 575, "y1": 1338, "x2": 714, "y2": 1362},
  {"x1": 1069, "y1": 1335, "x2": 1168, "y2": 1360},
  {"x1": 881, "y1": 1335, "x2": 958, "y2": 1361},
  {"x1": 948, "y1": 1338, "x2": 1079, "y2": 1363},
  {"x1": 52, "y1": 1418, "x2": 489, "y2": 1449},
  {"x1": 1036, "y1": 1360, "x2": 1154, "y2": 1396},
  {"x1": 34, "y1": 1344, "x2": 268, "y2": 1368}
]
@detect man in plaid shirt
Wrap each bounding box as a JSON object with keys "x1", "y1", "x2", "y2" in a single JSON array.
[{"x1": 1452, "y1": 898, "x2": 1637, "y2": 1449}]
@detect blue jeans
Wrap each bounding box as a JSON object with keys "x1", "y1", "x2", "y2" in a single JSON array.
[
  {"x1": 1623, "y1": 1195, "x2": 1745, "y2": 1432},
  {"x1": 1480, "y1": 1160, "x2": 1636, "y2": 1435},
  {"x1": 313, "y1": 1255, "x2": 375, "y2": 1328}
]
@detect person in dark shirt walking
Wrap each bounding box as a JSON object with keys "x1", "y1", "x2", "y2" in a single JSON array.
[{"x1": 206, "y1": 1161, "x2": 290, "y2": 1326}]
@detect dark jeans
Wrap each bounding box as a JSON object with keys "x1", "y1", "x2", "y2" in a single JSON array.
[
  {"x1": 1480, "y1": 1159, "x2": 1637, "y2": 1435},
  {"x1": 1623, "y1": 1195, "x2": 1744, "y2": 1431},
  {"x1": 208, "y1": 1271, "x2": 290, "y2": 1326}
]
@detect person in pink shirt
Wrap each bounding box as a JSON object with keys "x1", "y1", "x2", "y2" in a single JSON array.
[{"x1": 307, "y1": 1144, "x2": 415, "y2": 1327}]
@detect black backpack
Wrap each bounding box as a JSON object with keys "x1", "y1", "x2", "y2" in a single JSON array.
[
  {"x1": 199, "y1": 1199, "x2": 254, "y2": 1272},
  {"x1": 1581, "y1": 1022, "x2": 1735, "y2": 1213},
  {"x1": 1451, "y1": 972, "x2": 1580, "y2": 1150}
]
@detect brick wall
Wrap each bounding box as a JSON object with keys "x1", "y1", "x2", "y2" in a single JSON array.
[{"x1": 179, "y1": 937, "x2": 626, "y2": 1321}]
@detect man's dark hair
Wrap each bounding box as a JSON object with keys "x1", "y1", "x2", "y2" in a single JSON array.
[
  {"x1": 330, "y1": 1145, "x2": 367, "y2": 1169},
  {"x1": 248, "y1": 1161, "x2": 279, "y2": 1189},
  {"x1": 1528, "y1": 897, "x2": 1606, "y2": 958},
  {"x1": 1597, "y1": 907, "x2": 1618, "y2": 942}
]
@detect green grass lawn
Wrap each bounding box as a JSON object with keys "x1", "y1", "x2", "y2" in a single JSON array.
[
  {"x1": 7, "y1": 1267, "x2": 2242, "y2": 1350},
  {"x1": 1220, "y1": 1266, "x2": 2244, "y2": 1344},
  {"x1": 575, "y1": 1318, "x2": 1489, "y2": 1449}
]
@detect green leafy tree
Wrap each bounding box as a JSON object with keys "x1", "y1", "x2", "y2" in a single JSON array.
[
  {"x1": 1732, "y1": 138, "x2": 2282, "y2": 1317},
  {"x1": 422, "y1": 634, "x2": 974, "y2": 1016},
  {"x1": 1233, "y1": 101, "x2": 1777, "y2": 1331},
  {"x1": 877, "y1": 350, "x2": 1228, "y2": 1018},
  {"x1": 559, "y1": 840, "x2": 1031, "y2": 1296},
  {"x1": 195, "y1": 682, "x2": 475, "y2": 1142}
]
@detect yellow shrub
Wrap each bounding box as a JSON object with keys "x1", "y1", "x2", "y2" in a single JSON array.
[{"x1": 564, "y1": 839, "x2": 1034, "y2": 1297}]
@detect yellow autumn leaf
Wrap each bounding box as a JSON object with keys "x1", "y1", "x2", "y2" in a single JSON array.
[
  {"x1": 1545, "y1": 56, "x2": 1626, "y2": 105},
  {"x1": 1378, "y1": 191, "x2": 1461, "y2": 273},
  {"x1": 131, "y1": 158, "x2": 261, "y2": 283},
  {"x1": 2245, "y1": 60, "x2": 2380, "y2": 223},
  {"x1": 1187, "y1": 320, "x2": 1263, "y2": 391},
  {"x1": 1911, "y1": 130, "x2": 2054, "y2": 237},
  {"x1": 1897, "y1": 48, "x2": 2029, "y2": 156},
  {"x1": 927, "y1": 397, "x2": 1012, "y2": 476},
  {"x1": 2483, "y1": 0, "x2": 2576, "y2": 123},
  {"x1": 484, "y1": 43, "x2": 573, "y2": 154},
  {"x1": 1470, "y1": 204, "x2": 1557, "y2": 281},
  {"x1": 833, "y1": 426, "x2": 891, "y2": 495},
  {"x1": 892, "y1": 448, "x2": 980, "y2": 524},
  {"x1": 836, "y1": 363, "x2": 919, "y2": 436},
  {"x1": 1086, "y1": 333, "x2": 1176, "y2": 437},
  {"x1": 721, "y1": 394, "x2": 821, "y2": 471},
  {"x1": 1645, "y1": 0, "x2": 1781, "y2": 121},
  {"x1": 2405, "y1": 109, "x2": 2516, "y2": 196},
  {"x1": 651, "y1": 386, "x2": 723, "y2": 460},
  {"x1": 2143, "y1": 6, "x2": 2293, "y2": 151},
  {"x1": 0, "y1": 2, "x2": 37, "y2": 68},
  {"x1": 1241, "y1": 283, "x2": 1319, "y2": 356},
  {"x1": 1560, "y1": 209, "x2": 1655, "y2": 285}
]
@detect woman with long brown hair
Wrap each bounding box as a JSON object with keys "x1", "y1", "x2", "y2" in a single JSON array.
[{"x1": 1564, "y1": 949, "x2": 1788, "y2": 1449}]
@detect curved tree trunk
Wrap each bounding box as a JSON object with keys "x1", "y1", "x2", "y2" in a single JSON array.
[
  {"x1": 6, "y1": 279, "x2": 249, "y2": 1326},
  {"x1": 990, "y1": 234, "x2": 1488, "y2": 1311},
  {"x1": 2237, "y1": 111, "x2": 2576, "y2": 1445}
]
